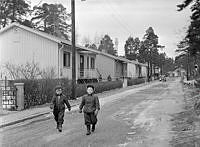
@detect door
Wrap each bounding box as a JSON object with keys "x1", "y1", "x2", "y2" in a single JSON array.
[{"x1": 80, "y1": 55, "x2": 84, "y2": 77}]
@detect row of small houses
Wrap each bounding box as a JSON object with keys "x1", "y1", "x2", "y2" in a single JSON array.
[{"x1": 0, "y1": 23, "x2": 148, "y2": 82}]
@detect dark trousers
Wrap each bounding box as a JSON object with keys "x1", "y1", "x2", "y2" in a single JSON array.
[
  {"x1": 53, "y1": 109, "x2": 65, "y2": 124},
  {"x1": 84, "y1": 112, "x2": 97, "y2": 125}
]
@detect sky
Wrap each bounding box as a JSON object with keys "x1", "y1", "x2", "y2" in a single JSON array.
[{"x1": 30, "y1": 0, "x2": 191, "y2": 58}]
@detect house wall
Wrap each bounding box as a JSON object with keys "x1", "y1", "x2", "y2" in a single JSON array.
[
  {"x1": 96, "y1": 54, "x2": 115, "y2": 80},
  {"x1": 127, "y1": 63, "x2": 137, "y2": 78},
  {"x1": 77, "y1": 53, "x2": 97, "y2": 79},
  {"x1": 0, "y1": 26, "x2": 59, "y2": 79},
  {"x1": 60, "y1": 48, "x2": 97, "y2": 80},
  {"x1": 60, "y1": 46, "x2": 73, "y2": 79},
  {"x1": 115, "y1": 60, "x2": 124, "y2": 78},
  {"x1": 141, "y1": 66, "x2": 147, "y2": 77}
]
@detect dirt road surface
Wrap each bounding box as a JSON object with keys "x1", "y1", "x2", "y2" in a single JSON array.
[{"x1": 1, "y1": 78, "x2": 190, "y2": 147}]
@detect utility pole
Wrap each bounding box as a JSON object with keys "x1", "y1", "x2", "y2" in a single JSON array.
[
  {"x1": 150, "y1": 46, "x2": 153, "y2": 81},
  {"x1": 147, "y1": 61, "x2": 150, "y2": 82},
  {"x1": 186, "y1": 52, "x2": 189, "y2": 81},
  {"x1": 147, "y1": 47, "x2": 151, "y2": 82},
  {"x1": 71, "y1": 0, "x2": 76, "y2": 99}
]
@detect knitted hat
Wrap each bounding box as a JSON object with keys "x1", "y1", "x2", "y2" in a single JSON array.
[
  {"x1": 87, "y1": 85, "x2": 95, "y2": 90},
  {"x1": 54, "y1": 85, "x2": 62, "y2": 91}
]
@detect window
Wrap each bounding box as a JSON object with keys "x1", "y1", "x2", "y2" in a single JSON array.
[
  {"x1": 90, "y1": 57, "x2": 95, "y2": 69},
  {"x1": 87, "y1": 57, "x2": 90, "y2": 69},
  {"x1": 63, "y1": 52, "x2": 70, "y2": 67}
]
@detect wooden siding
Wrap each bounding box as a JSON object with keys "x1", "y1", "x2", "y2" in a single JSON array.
[
  {"x1": 141, "y1": 66, "x2": 147, "y2": 77},
  {"x1": 60, "y1": 47, "x2": 97, "y2": 79},
  {"x1": 96, "y1": 54, "x2": 115, "y2": 80},
  {"x1": 127, "y1": 63, "x2": 137, "y2": 78},
  {"x1": 0, "y1": 26, "x2": 59, "y2": 78},
  {"x1": 115, "y1": 60, "x2": 124, "y2": 78}
]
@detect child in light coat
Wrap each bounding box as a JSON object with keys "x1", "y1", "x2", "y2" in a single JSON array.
[{"x1": 79, "y1": 85, "x2": 100, "y2": 135}]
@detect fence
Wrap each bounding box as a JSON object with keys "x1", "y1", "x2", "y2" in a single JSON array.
[
  {"x1": 0, "y1": 80, "x2": 17, "y2": 110},
  {"x1": 0, "y1": 80, "x2": 24, "y2": 111}
]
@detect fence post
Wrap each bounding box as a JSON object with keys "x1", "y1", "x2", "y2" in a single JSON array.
[
  {"x1": 14, "y1": 83, "x2": 24, "y2": 111},
  {"x1": 123, "y1": 77, "x2": 128, "y2": 88}
]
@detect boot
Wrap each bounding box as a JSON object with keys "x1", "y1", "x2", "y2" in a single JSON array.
[
  {"x1": 58, "y1": 123, "x2": 62, "y2": 132},
  {"x1": 91, "y1": 124, "x2": 95, "y2": 132},
  {"x1": 56, "y1": 122, "x2": 58, "y2": 129},
  {"x1": 86, "y1": 125, "x2": 91, "y2": 135}
]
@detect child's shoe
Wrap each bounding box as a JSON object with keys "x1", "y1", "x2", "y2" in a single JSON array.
[
  {"x1": 86, "y1": 125, "x2": 91, "y2": 135},
  {"x1": 58, "y1": 124, "x2": 62, "y2": 132},
  {"x1": 91, "y1": 124, "x2": 95, "y2": 132}
]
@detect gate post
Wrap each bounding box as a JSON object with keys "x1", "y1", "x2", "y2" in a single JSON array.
[
  {"x1": 14, "y1": 83, "x2": 24, "y2": 111},
  {"x1": 122, "y1": 77, "x2": 128, "y2": 88}
]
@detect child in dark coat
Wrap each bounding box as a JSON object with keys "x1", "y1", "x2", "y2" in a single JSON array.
[
  {"x1": 50, "y1": 85, "x2": 71, "y2": 132},
  {"x1": 79, "y1": 85, "x2": 100, "y2": 135}
]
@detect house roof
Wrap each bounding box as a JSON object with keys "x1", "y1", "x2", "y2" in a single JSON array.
[
  {"x1": 0, "y1": 22, "x2": 71, "y2": 45},
  {"x1": 0, "y1": 23, "x2": 147, "y2": 67}
]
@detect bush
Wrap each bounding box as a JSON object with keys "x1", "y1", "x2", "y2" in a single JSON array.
[
  {"x1": 14, "y1": 79, "x2": 123, "y2": 109},
  {"x1": 75, "y1": 80, "x2": 123, "y2": 97},
  {"x1": 94, "y1": 80, "x2": 123, "y2": 93},
  {"x1": 15, "y1": 78, "x2": 71, "y2": 109},
  {"x1": 195, "y1": 79, "x2": 200, "y2": 88},
  {"x1": 127, "y1": 78, "x2": 145, "y2": 86}
]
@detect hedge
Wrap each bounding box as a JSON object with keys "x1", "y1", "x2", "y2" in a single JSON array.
[
  {"x1": 195, "y1": 79, "x2": 200, "y2": 88},
  {"x1": 15, "y1": 79, "x2": 123, "y2": 109},
  {"x1": 127, "y1": 78, "x2": 146, "y2": 86}
]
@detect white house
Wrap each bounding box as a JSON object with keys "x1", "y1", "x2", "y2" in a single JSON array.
[
  {"x1": 0, "y1": 23, "x2": 147, "y2": 81},
  {"x1": 0, "y1": 23, "x2": 98, "y2": 80},
  {"x1": 95, "y1": 52, "x2": 147, "y2": 80}
]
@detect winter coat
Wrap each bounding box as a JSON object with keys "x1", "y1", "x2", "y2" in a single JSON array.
[
  {"x1": 51, "y1": 94, "x2": 71, "y2": 111},
  {"x1": 79, "y1": 95, "x2": 100, "y2": 113}
]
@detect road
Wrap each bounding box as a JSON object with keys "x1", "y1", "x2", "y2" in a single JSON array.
[{"x1": 0, "y1": 78, "x2": 184, "y2": 147}]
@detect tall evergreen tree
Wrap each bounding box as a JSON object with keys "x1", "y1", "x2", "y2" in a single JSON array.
[
  {"x1": 98, "y1": 35, "x2": 117, "y2": 56},
  {"x1": 124, "y1": 37, "x2": 140, "y2": 60},
  {"x1": 141, "y1": 27, "x2": 159, "y2": 78},
  {"x1": 0, "y1": 0, "x2": 31, "y2": 29},
  {"x1": 177, "y1": 0, "x2": 200, "y2": 56},
  {"x1": 31, "y1": 3, "x2": 71, "y2": 40}
]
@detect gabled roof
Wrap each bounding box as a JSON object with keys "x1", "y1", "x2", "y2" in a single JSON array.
[
  {"x1": 0, "y1": 23, "x2": 147, "y2": 67},
  {"x1": 0, "y1": 22, "x2": 71, "y2": 45}
]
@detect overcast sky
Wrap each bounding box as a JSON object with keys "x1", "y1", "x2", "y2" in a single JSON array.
[{"x1": 31, "y1": 0, "x2": 191, "y2": 58}]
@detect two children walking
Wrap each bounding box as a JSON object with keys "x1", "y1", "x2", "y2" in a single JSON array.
[{"x1": 50, "y1": 84, "x2": 100, "y2": 135}]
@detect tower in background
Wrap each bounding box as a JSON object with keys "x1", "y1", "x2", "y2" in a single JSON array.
[{"x1": 114, "y1": 38, "x2": 119, "y2": 56}]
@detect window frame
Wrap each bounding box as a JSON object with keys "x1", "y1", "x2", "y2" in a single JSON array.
[
  {"x1": 87, "y1": 56, "x2": 90, "y2": 69},
  {"x1": 63, "y1": 51, "x2": 71, "y2": 68},
  {"x1": 90, "y1": 57, "x2": 95, "y2": 69}
]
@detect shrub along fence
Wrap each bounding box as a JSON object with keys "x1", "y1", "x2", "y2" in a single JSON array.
[
  {"x1": 14, "y1": 79, "x2": 123, "y2": 109},
  {"x1": 127, "y1": 78, "x2": 146, "y2": 86},
  {"x1": 195, "y1": 78, "x2": 200, "y2": 88},
  {"x1": 14, "y1": 77, "x2": 146, "y2": 109}
]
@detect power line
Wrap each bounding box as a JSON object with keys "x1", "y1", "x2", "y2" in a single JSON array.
[
  {"x1": 103, "y1": 0, "x2": 133, "y2": 36},
  {"x1": 99, "y1": 0, "x2": 129, "y2": 35},
  {"x1": 107, "y1": 0, "x2": 133, "y2": 32}
]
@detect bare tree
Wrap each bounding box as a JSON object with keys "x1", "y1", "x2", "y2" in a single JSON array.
[
  {"x1": 4, "y1": 61, "x2": 42, "y2": 80},
  {"x1": 93, "y1": 33, "x2": 103, "y2": 48},
  {"x1": 4, "y1": 63, "x2": 21, "y2": 79},
  {"x1": 82, "y1": 36, "x2": 91, "y2": 47},
  {"x1": 41, "y1": 67, "x2": 56, "y2": 79}
]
